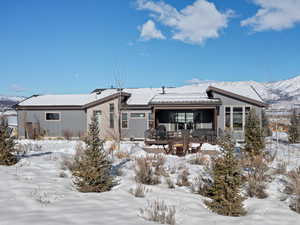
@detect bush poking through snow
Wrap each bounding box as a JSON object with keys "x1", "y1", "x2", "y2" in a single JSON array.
[
  {"x1": 244, "y1": 155, "x2": 269, "y2": 199},
  {"x1": 0, "y1": 117, "x2": 18, "y2": 166},
  {"x1": 176, "y1": 168, "x2": 190, "y2": 187},
  {"x1": 188, "y1": 153, "x2": 210, "y2": 166},
  {"x1": 205, "y1": 134, "x2": 246, "y2": 217},
  {"x1": 166, "y1": 178, "x2": 175, "y2": 189},
  {"x1": 135, "y1": 157, "x2": 160, "y2": 185},
  {"x1": 140, "y1": 200, "x2": 176, "y2": 225},
  {"x1": 286, "y1": 167, "x2": 300, "y2": 213},
  {"x1": 288, "y1": 109, "x2": 300, "y2": 144},
  {"x1": 129, "y1": 183, "x2": 149, "y2": 198},
  {"x1": 71, "y1": 115, "x2": 117, "y2": 192},
  {"x1": 191, "y1": 176, "x2": 213, "y2": 197}
]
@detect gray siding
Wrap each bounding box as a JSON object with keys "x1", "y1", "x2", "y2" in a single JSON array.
[
  {"x1": 18, "y1": 110, "x2": 86, "y2": 138},
  {"x1": 213, "y1": 92, "x2": 263, "y2": 141},
  {"x1": 121, "y1": 110, "x2": 150, "y2": 139}
]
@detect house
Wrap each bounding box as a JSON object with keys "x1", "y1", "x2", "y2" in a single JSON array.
[{"x1": 15, "y1": 84, "x2": 267, "y2": 142}]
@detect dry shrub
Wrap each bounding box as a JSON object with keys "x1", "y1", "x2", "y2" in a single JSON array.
[
  {"x1": 189, "y1": 153, "x2": 210, "y2": 166},
  {"x1": 60, "y1": 142, "x2": 84, "y2": 171},
  {"x1": 59, "y1": 171, "x2": 68, "y2": 178},
  {"x1": 115, "y1": 151, "x2": 130, "y2": 159},
  {"x1": 135, "y1": 157, "x2": 160, "y2": 185},
  {"x1": 275, "y1": 161, "x2": 287, "y2": 175},
  {"x1": 176, "y1": 168, "x2": 190, "y2": 187},
  {"x1": 166, "y1": 178, "x2": 175, "y2": 189},
  {"x1": 244, "y1": 155, "x2": 269, "y2": 199},
  {"x1": 129, "y1": 183, "x2": 149, "y2": 198},
  {"x1": 140, "y1": 200, "x2": 176, "y2": 225},
  {"x1": 63, "y1": 130, "x2": 73, "y2": 140},
  {"x1": 286, "y1": 167, "x2": 300, "y2": 213}
]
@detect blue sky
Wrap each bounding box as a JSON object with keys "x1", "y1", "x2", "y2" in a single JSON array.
[{"x1": 0, "y1": 0, "x2": 300, "y2": 96}]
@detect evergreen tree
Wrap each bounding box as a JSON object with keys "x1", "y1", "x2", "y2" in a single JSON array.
[
  {"x1": 205, "y1": 134, "x2": 246, "y2": 217},
  {"x1": 244, "y1": 109, "x2": 265, "y2": 157},
  {"x1": 72, "y1": 115, "x2": 117, "y2": 192},
  {"x1": 0, "y1": 117, "x2": 18, "y2": 166},
  {"x1": 288, "y1": 109, "x2": 299, "y2": 144}
]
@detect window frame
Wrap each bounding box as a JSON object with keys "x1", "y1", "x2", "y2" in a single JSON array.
[
  {"x1": 45, "y1": 112, "x2": 61, "y2": 121},
  {"x1": 121, "y1": 112, "x2": 128, "y2": 129},
  {"x1": 130, "y1": 113, "x2": 146, "y2": 119},
  {"x1": 109, "y1": 103, "x2": 115, "y2": 129},
  {"x1": 223, "y1": 105, "x2": 252, "y2": 131}
]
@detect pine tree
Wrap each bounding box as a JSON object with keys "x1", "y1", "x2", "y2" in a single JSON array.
[
  {"x1": 205, "y1": 134, "x2": 246, "y2": 217},
  {"x1": 0, "y1": 117, "x2": 18, "y2": 166},
  {"x1": 288, "y1": 109, "x2": 299, "y2": 144},
  {"x1": 244, "y1": 109, "x2": 265, "y2": 157},
  {"x1": 72, "y1": 115, "x2": 117, "y2": 192}
]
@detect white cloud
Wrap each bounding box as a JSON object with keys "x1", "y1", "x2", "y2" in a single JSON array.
[
  {"x1": 139, "y1": 20, "x2": 166, "y2": 41},
  {"x1": 186, "y1": 78, "x2": 216, "y2": 84},
  {"x1": 136, "y1": 0, "x2": 233, "y2": 45},
  {"x1": 9, "y1": 84, "x2": 27, "y2": 92},
  {"x1": 241, "y1": 0, "x2": 300, "y2": 31}
]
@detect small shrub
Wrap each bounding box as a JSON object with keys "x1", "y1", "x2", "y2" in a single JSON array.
[
  {"x1": 166, "y1": 178, "x2": 175, "y2": 189},
  {"x1": 63, "y1": 130, "x2": 73, "y2": 140},
  {"x1": 176, "y1": 168, "x2": 190, "y2": 187},
  {"x1": 244, "y1": 155, "x2": 269, "y2": 199},
  {"x1": 140, "y1": 200, "x2": 176, "y2": 225},
  {"x1": 135, "y1": 157, "x2": 160, "y2": 185},
  {"x1": 191, "y1": 176, "x2": 213, "y2": 197},
  {"x1": 129, "y1": 183, "x2": 149, "y2": 198},
  {"x1": 286, "y1": 167, "x2": 300, "y2": 213},
  {"x1": 189, "y1": 153, "x2": 210, "y2": 166},
  {"x1": 275, "y1": 161, "x2": 287, "y2": 175},
  {"x1": 31, "y1": 187, "x2": 51, "y2": 205},
  {"x1": 115, "y1": 151, "x2": 130, "y2": 159}
]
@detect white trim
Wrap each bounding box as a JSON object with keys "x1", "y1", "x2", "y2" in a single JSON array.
[
  {"x1": 45, "y1": 112, "x2": 61, "y2": 121},
  {"x1": 223, "y1": 105, "x2": 252, "y2": 131}
]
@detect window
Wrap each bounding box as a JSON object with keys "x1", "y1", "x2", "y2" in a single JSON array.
[
  {"x1": 130, "y1": 113, "x2": 146, "y2": 118},
  {"x1": 225, "y1": 107, "x2": 231, "y2": 129},
  {"x1": 148, "y1": 112, "x2": 154, "y2": 128},
  {"x1": 233, "y1": 107, "x2": 243, "y2": 130},
  {"x1": 109, "y1": 103, "x2": 114, "y2": 128},
  {"x1": 45, "y1": 112, "x2": 60, "y2": 121},
  {"x1": 245, "y1": 107, "x2": 251, "y2": 119},
  {"x1": 121, "y1": 113, "x2": 128, "y2": 129}
]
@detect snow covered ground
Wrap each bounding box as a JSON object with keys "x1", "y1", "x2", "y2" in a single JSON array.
[{"x1": 1, "y1": 139, "x2": 300, "y2": 225}]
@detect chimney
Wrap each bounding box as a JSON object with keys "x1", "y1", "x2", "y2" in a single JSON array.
[{"x1": 162, "y1": 86, "x2": 166, "y2": 94}]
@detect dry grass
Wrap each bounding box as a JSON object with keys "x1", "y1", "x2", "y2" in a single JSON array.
[
  {"x1": 244, "y1": 155, "x2": 270, "y2": 199},
  {"x1": 140, "y1": 200, "x2": 176, "y2": 225},
  {"x1": 135, "y1": 157, "x2": 160, "y2": 185},
  {"x1": 286, "y1": 167, "x2": 300, "y2": 213},
  {"x1": 115, "y1": 151, "x2": 130, "y2": 159},
  {"x1": 176, "y1": 168, "x2": 190, "y2": 187},
  {"x1": 166, "y1": 178, "x2": 175, "y2": 189},
  {"x1": 189, "y1": 153, "x2": 210, "y2": 166},
  {"x1": 129, "y1": 183, "x2": 149, "y2": 198},
  {"x1": 191, "y1": 176, "x2": 213, "y2": 197}
]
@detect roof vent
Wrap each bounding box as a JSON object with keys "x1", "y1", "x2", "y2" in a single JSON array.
[{"x1": 162, "y1": 86, "x2": 166, "y2": 94}]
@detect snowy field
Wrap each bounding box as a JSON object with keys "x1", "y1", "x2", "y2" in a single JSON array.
[{"x1": 1, "y1": 139, "x2": 300, "y2": 225}]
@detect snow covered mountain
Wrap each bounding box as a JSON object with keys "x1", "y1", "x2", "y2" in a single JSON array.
[
  {"x1": 0, "y1": 95, "x2": 25, "y2": 108},
  {"x1": 184, "y1": 75, "x2": 300, "y2": 109}
]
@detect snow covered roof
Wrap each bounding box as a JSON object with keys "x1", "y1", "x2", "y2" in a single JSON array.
[
  {"x1": 17, "y1": 83, "x2": 265, "y2": 108},
  {"x1": 18, "y1": 94, "x2": 99, "y2": 106},
  {"x1": 150, "y1": 93, "x2": 221, "y2": 104}
]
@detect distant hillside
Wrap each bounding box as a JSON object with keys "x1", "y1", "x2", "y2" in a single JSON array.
[{"x1": 0, "y1": 95, "x2": 25, "y2": 108}]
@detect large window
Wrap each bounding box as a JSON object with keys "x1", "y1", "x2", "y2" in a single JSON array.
[
  {"x1": 225, "y1": 107, "x2": 231, "y2": 129},
  {"x1": 121, "y1": 113, "x2": 128, "y2": 129},
  {"x1": 233, "y1": 107, "x2": 243, "y2": 130},
  {"x1": 45, "y1": 112, "x2": 60, "y2": 121},
  {"x1": 109, "y1": 103, "x2": 114, "y2": 128},
  {"x1": 225, "y1": 106, "x2": 251, "y2": 131}
]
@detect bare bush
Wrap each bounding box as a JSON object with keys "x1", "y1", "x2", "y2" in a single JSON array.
[
  {"x1": 166, "y1": 178, "x2": 175, "y2": 189},
  {"x1": 129, "y1": 183, "x2": 149, "y2": 198},
  {"x1": 176, "y1": 168, "x2": 190, "y2": 187},
  {"x1": 140, "y1": 200, "x2": 176, "y2": 225},
  {"x1": 191, "y1": 176, "x2": 213, "y2": 197},
  {"x1": 63, "y1": 130, "x2": 73, "y2": 140},
  {"x1": 189, "y1": 153, "x2": 210, "y2": 166},
  {"x1": 244, "y1": 155, "x2": 269, "y2": 199},
  {"x1": 59, "y1": 171, "x2": 68, "y2": 178},
  {"x1": 115, "y1": 151, "x2": 130, "y2": 159},
  {"x1": 286, "y1": 167, "x2": 300, "y2": 213},
  {"x1": 135, "y1": 157, "x2": 160, "y2": 185}
]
